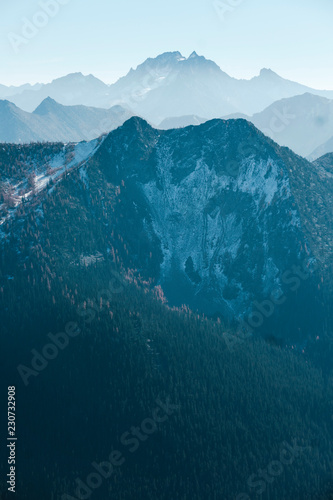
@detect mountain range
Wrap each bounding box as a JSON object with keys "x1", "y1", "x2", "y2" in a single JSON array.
[
  {"x1": 1, "y1": 91, "x2": 333, "y2": 161},
  {"x1": 4, "y1": 51, "x2": 333, "y2": 122},
  {"x1": 0, "y1": 81, "x2": 42, "y2": 99},
  {"x1": 1, "y1": 51, "x2": 333, "y2": 161},
  {"x1": 225, "y1": 93, "x2": 333, "y2": 159}
]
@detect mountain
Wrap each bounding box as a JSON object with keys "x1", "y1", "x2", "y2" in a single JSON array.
[
  {"x1": 97, "y1": 53, "x2": 333, "y2": 122},
  {"x1": 85, "y1": 117, "x2": 332, "y2": 330},
  {"x1": 249, "y1": 93, "x2": 333, "y2": 158},
  {"x1": 4, "y1": 52, "x2": 333, "y2": 121},
  {"x1": 0, "y1": 98, "x2": 133, "y2": 143},
  {"x1": 221, "y1": 93, "x2": 333, "y2": 158},
  {"x1": 234, "y1": 67, "x2": 333, "y2": 112},
  {"x1": 105, "y1": 51, "x2": 239, "y2": 123},
  {"x1": 0, "y1": 100, "x2": 43, "y2": 143},
  {"x1": 0, "y1": 82, "x2": 42, "y2": 99},
  {"x1": 6, "y1": 72, "x2": 111, "y2": 112},
  {"x1": 1, "y1": 117, "x2": 331, "y2": 340},
  {"x1": 158, "y1": 115, "x2": 207, "y2": 129},
  {"x1": 32, "y1": 98, "x2": 134, "y2": 142}
]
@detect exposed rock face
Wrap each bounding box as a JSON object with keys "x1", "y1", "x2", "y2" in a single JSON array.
[{"x1": 91, "y1": 117, "x2": 329, "y2": 317}]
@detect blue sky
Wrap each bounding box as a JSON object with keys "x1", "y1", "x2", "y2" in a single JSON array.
[{"x1": 1, "y1": 0, "x2": 332, "y2": 88}]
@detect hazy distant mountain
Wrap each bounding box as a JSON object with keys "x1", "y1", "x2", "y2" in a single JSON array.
[
  {"x1": 0, "y1": 82, "x2": 42, "y2": 99},
  {"x1": 32, "y1": 98, "x2": 134, "y2": 142},
  {"x1": 105, "y1": 52, "x2": 333, "y2": 123},
  {"x1": 234, "y1": 68, "x2": 333, "y2": 113},
  {"x1": 0, "y1": 98, "x2": 133, "y2": 143},
  {"x1": 222, "y1": 93, "x2": 333, "y2": 158},
  {"x1": 0, "y1": 100, "x2": 42, "y2": 143},
  {"x1": 4, "y1": 52, "x2": 333, "y2": 121},
  {"x1": 248, "y1": 93, "x2": 333, "y2": 158},
  {"x1": 6, "y1": 73, "x2": 110, "y2": 112},
  {"x1": 106, "y1": 51, "x2": 240, "y2": 122},
  {"x1": 158, "y1": 115, "x2": 207, "y2": 129}
]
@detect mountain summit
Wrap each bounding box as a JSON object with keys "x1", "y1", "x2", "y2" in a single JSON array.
[
  {"x1": 33, "y1": 96, "x2": 60, "y2": 115},
  {"x1": 259, "y1": 68, "x2": 280, "y2": 78}
]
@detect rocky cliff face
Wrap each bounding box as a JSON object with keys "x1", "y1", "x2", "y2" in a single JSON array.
[{"x1": 89, "y1": 117, "x2": 329, "y2": 318}]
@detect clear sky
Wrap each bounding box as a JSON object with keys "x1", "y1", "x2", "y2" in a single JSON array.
[{"x1": 1, "y1": 0, "x2": 332, "y2": 88}]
